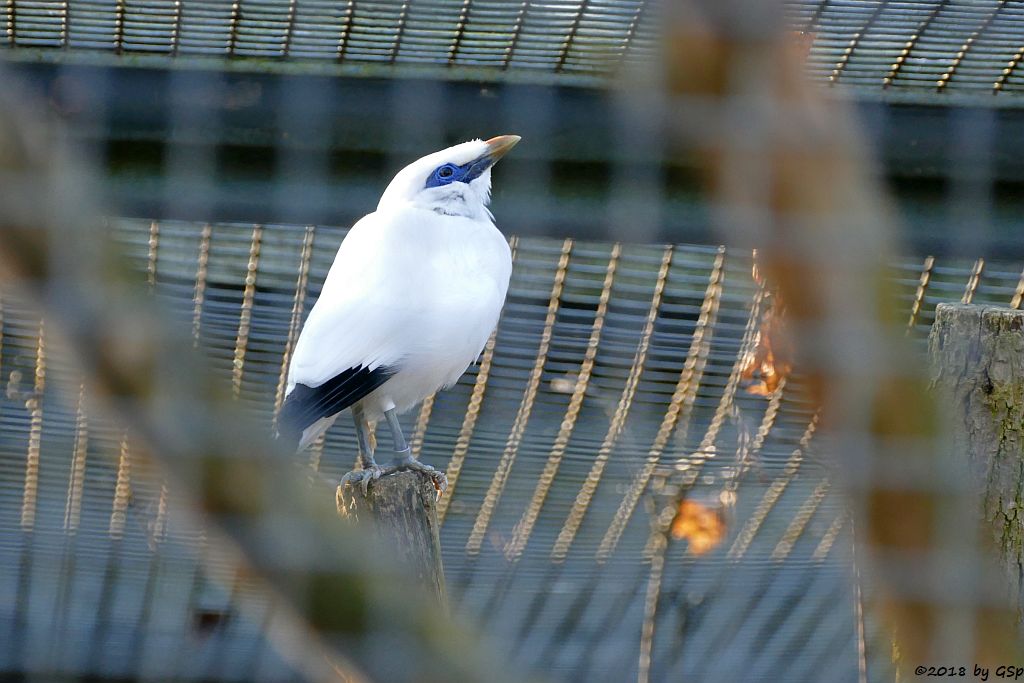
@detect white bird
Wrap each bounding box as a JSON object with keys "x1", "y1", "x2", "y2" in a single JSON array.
[{"x1": 278, "y1": 135, "x2": 519, "y2": 492}]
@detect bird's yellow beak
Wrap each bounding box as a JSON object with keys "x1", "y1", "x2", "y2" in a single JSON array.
[{"x1": 484, "y1": 135, "x2": 521, "y2": 162}]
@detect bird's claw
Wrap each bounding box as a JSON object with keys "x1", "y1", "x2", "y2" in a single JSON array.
[
  {"x1": 340, "y1": 464, "x2": 383, "y2": 495},
  {"x1": 340, "y1": 455, "x2": 447, "y2": 496},
  {"x1": 383, "y1": 454, "x2": 448, "y2": 494},
  {"x1": 417, "y1": 465, "x2": 448, "y2": 495}
]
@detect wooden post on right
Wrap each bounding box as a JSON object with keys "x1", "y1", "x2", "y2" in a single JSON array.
[{"x1": 929, "y1": 302, "x2": 1024, "y2": 616}]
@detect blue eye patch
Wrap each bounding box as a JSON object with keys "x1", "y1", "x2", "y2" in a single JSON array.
[
  {"x1": 426, "y1": 163, "x2": 466, "y2": 188},
  {"x1": 425, "y1": 155, "x2": 494, "y2": 189}
]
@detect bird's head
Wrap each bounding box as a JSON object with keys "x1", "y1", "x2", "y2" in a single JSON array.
[{"x1": 378, "y1": 135, "x2": 520, "y2": 220}]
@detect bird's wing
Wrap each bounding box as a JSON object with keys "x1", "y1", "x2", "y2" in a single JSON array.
[
  {"x1": 279, "y1": 212, "x2": 407, "y2": 448},
  {"x1": 288, "y1": 212, "x2": 408, "y2": 383},
  {"x1": 278, "y1": 365, "x2": 394, "y2": 450}
]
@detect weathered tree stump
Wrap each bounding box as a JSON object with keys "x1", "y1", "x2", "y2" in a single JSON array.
[
  {"x1": 336, "y1": 471, "x2": 447, "y2": 607},
  {"x1": 929, "y1": 303, "x2": 1024, "y2": 613}
]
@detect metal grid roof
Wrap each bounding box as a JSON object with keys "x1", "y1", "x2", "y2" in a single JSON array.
[
  {"x1": 5, "y1": 0, "x2": 1024, "y2": 100},
  {"x1": 794, "y1": 0, "x2": 1024, "y2": 98},
  {"x1": 3, "y1": 216, "x2": 1019, "y2": 680},
  {"x1": 1, "y1": 0, "x2": 659, "y2": 82}
]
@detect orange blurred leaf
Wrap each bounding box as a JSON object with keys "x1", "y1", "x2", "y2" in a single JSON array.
[
  {"x1": 742, "y1": 263, "x2": 793, "y2": 397},
  {"x1": 670, "y1": 499, "x2": 727, "y2": 555}
]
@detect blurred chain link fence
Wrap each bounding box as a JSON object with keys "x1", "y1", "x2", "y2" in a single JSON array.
[{"x1": 3, "y1": 1, "x2": 1024, "y2": 682}]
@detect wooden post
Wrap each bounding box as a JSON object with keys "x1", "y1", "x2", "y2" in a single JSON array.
[
  {"x1": 336, "y1": 471, "x2": 447, "y2": 607},
  {"x1": 929, "y1": 303, "x2": 1024, "y2": 614}
]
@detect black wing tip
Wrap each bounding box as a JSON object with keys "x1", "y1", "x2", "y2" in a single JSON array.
[
  {"x1": 278, "y1": 365, "x2": 395, "y2": 451},
  {"x1": 274, "y1": 417, "x2": 303, "y2": 454}
]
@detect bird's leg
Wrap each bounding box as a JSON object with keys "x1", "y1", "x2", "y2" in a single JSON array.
[
  {"x1": 340, "y1": 406, "x2": 383, "y2": 495},
  {"x1": 354, "y1": 410, "x2": 378, "y2": 470},
  {"x1": 381, "y1": 408, "x2": 447, "y2": 491}
]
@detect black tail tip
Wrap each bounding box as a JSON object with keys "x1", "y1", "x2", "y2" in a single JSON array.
[{"x1": 274, "y1": 421, "x2": 303, "y2": 454}]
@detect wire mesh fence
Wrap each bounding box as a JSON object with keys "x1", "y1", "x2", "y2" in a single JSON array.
[
  {"x1": 2, "y1": 1, "x2": 1024, "y2": 682},
  {"x1": 5, "y1": 0, "x2": 1024, "y2": 97}
]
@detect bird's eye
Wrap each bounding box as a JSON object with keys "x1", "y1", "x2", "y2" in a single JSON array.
[{"x1": 438, "y1": 165, "x2": 455, "y2": 178}]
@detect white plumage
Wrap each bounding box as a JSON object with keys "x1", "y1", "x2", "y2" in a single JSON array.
[{"x1": 281, "y1": 137, "x2": 517, "y2": 465}]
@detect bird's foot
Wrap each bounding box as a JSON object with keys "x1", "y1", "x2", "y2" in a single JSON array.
[
  {"x1": 383, "y1": 451, "x2": 448, "y2": 493},
  {"x1": 340, "y1": 463, "x2": 383, "y2": 496}
]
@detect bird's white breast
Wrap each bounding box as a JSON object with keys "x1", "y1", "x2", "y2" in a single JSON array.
[{"x1": 287, "y1": 204, "x2": 512, "y2": 422}]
